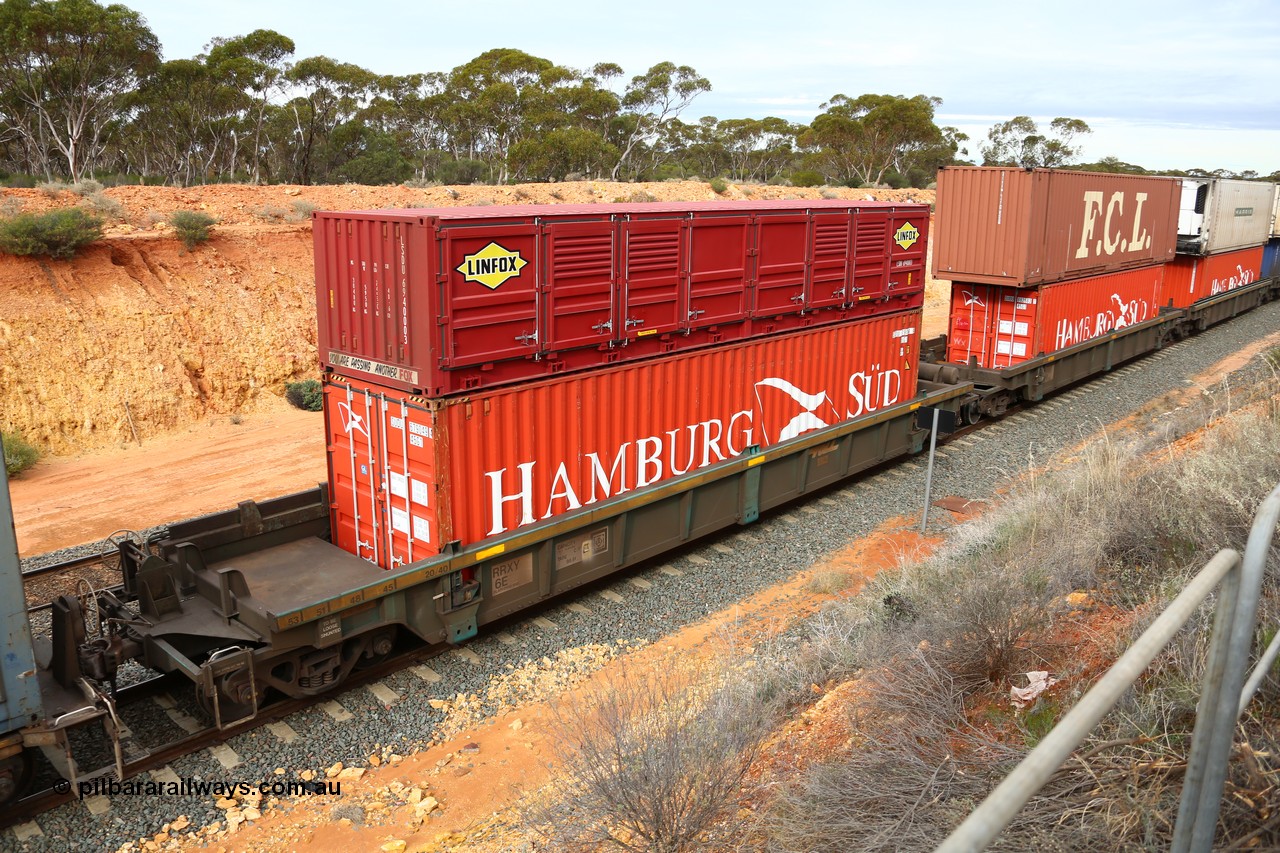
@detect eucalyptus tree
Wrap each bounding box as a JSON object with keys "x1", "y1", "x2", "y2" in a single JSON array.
[
  {"x1": 801, "y1": 93, "x2": 945, "y2": 186},
  {"x1": 0, "y1": 0, "x2": 160, "y2": 180},
  {"x1": 980, "y1": 116, "x2": 1092, "y2": 168},
  {"x1": 610, "y1": 61, "x2": 711, "y2": 180},
  {"x1": 205, "y1": 29, "x2": 295, "y2": 183}
]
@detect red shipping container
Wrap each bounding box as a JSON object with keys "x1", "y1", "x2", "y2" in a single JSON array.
[
  {"x1": 314, "y1": 200, "x2": 928, "y2": 396},
  {"x1": 946, "y1": 265, "x2": 1165, "y2": 369},
  {"x1": 325, "y1": 310, "x2": 922, "y2": 568},
  {"x1": 1159, "y1": 246, "x2": 1264, "y2": 309},
  {"x1": 933, "y1": 167, "x2": 1179, "y2": 287}
]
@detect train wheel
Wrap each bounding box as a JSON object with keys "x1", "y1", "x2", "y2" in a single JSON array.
[
  {"x1": 0, "y1": 747, "x2": 34, "y2": 805},
  {"x1": 353, "y1": 627, "x2": 398, "y2": 671},
  {"x1": 962, "y1": 400, "x2": 983, "y2": 426}
]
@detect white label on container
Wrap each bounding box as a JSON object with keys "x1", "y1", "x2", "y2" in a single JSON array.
[
  {"x1": 391, "y1": 507, "x2": 409, "y2": 534},
  {"x1": 998, "y1": 320, "x2": 1013, "y2": 334},
  {"x1": 390, "y1": 471, "x2": 408, "y2": 499},
  {"x1": 996, "y1": 340, "x2": 1012, "y2": 355},
  {"x1": 390, "y1": 416, "x2": 404, "y2": 431},
  {"x1": 412, "y1": 515, "x2": 431, "y2": 543},
  {"x1": 410, "y1": 434, "x2": 424, "y2": 448},
  {"x1": 1014, "y1": 343, "x2": 1027, "y2": 356},
  {"x1": 411, "y1": 479, "x2": 430, "y2": 507},
  {"x1": 1015, "y1": 322, "x2": 1028, "y2": 336}
]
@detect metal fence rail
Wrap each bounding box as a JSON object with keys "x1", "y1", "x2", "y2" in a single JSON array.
[{"x1": 937, "y1": 482, "x2": 1280, "y2": 853}]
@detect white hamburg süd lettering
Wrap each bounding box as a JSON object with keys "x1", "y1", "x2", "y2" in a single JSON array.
[
  {"x1": 845, "y1": 366, "x2": 903, "y2": 418},
  {"x1": 484, "y1": 412, "x2": 755, "y2": 536},
  {"x1": 1210, "y1": 264, "x2": 1255, "y2": 296}
]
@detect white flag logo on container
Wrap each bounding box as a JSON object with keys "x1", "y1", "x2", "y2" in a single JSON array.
[
  {"x1": 753, "y1": 377, "x2": 838, "y2": 444},
  {"x1": 338, "y1": 401, "x2": 369, "y2": 439}
]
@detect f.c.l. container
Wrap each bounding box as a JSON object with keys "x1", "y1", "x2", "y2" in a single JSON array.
[
  {"x1": 946, "y1": 265, "x2": 1165, "y2": 369},
  {"x1": 932, "y1": 167, "x2": 1179, "y2": 287},
  {"x1": 314, "y1": 200, "x2": 928, "y2": 395},
  {"x1": 325, "y1": 309, "x2": 922, "y2": 569},
  {"x1": 1176, "y1": 178, "x2": 1274, "y2": 255},
  {"x1": 1160, "y1": 246, "x2": 1265, "y2": 309}
]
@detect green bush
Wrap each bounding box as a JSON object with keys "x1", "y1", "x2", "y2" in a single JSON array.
[
  {"x1": 285, "y1": 379, "x2": 324, "y2": 412},
  {"x1": 0, "y1": 208, "x2": 103, "y2": 259},
  {"x1": 790, "y1": 170, "x2": 824, "y2": 187},
  {"x1": 2, "y1": 431, "x2": 39, "y2": 477},
  {"x1": 709, "y1": 176, "x2": 729, "y2": 194},
  {"x1": 169, "y1": 210, "x2": 216, "y2": 249}
]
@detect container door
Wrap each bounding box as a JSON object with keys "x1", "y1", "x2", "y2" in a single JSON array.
[
  {"x1": 992, "y1": 289, "x2": 1038, "y2": 368},
  {"x1": 686, "y1": 215, "x2": 751, "y2": 327},
  {"x1": 621, "y1": 217, "x2": 684, "y2": 339},
  {"x1": 542, "y1": 220, "x2": 618, "y2": 352},
  {"x1": 887, "y1": 210, "x2": 927, "y2": 296},
  {"x1": 808, "y1": 212, "x2": 853, "y2": 309},
  {"x1": 376, "y1": 396, "x2": 440, "y2": 569},
  {"x1": 850, "y1": 209, "x2": 889, "y2": 302},
  {"x1": 947, "y1": 284, "x2": 995, "y2": 367},
  {"x1": 325, "y1": 382, "x2": 386, "y2": 566},
  {"x1": 752, "y1": 213, "x2": 809, "y2": 317},
  {"x1": 439, "y1": 223, "x2": 540, "y2": 368}
]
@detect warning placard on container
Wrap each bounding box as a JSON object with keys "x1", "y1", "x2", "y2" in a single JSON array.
[{"x1": 555, "y1": 528, "x2": 610, "y2": 570}]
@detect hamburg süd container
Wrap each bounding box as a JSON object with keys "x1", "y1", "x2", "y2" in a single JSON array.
[
  {"x1": 932, "y1": 167, "x2": 1179, "y2": 287},
  {"x1": 314, "y1": 200, "x2": 928, "y2": 396},
  {"x1": 325, "y1": 309, "x2": 922, "y2": 569},
  {"x1": 945, "y1": 265, "x2": 1165, "y2": 369},
  {"x1": 1175, "y1": 178, "x2": 1274, "y2": 255},
  {"x1": 1160, "y1": 246, "x2": 1265, "y2": 309}
]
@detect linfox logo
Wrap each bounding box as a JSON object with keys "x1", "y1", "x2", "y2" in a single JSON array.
[
  {"x1": 1054, "y1": 291, "x2": 1152, "y2": 349},
  {"x1": 481, "y1": 367, "x2": 909, "y2": 536},
  {"x1": 456, "y1": 242, "x2": 527, "y2": 289},
  {"x1": 893, "y1": 222, "x2": 920, "y2": 250},
  {"x1": 1074, "y1": 191, "x2": 1153, "y2": 261}
]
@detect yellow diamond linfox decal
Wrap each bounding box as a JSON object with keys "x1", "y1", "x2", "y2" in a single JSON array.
[
  {"x1": 893, "y1": 222, "x2": 920, "y2": 250},
  {"x1": 456, "y1": 242, "x2": 527, "y2": 289}
]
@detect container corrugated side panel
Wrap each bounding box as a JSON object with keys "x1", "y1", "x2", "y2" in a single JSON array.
[
  {"x1": 441, "y1": 311, "x2": 922, "y2": 547},
  {"x1": 934, "y1": 168, "x2": 1178, "y2": 286},
  {"x1": 1264, "y1": 238, "x2": 1280, "y2": 279},
  {"x1": 1031, "y1": 266, "x2": 1164, "y2": 360},
  {"x1": 933, "y1": 168, "x2": 1032, "y2": 286},
  {"x1": 315, "y1": 213, "x2": 434, "y2": 391},
  {"x1": 1035, "y1": 171, "x2": 1179, "y2": 283},
  {"x1": 1202, "y1": 180, "x2": 1274, "y2": 253}
]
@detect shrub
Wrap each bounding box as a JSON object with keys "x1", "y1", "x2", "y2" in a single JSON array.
[
  {"x1": 252, "y1": 205, "x2": 287, "y2": 221},
  {"x1": 0, "y1": 208, "x2": 103, "y2": 259},
  {"x1": 169, "y1": 210, "x2": 216, "y2": 250},
  {"x1": 69, "y1": 179, "x2": 104, "y2": 197},
  {"x1": 286, "y1": 200, "x2": 317, "y2": 222},
  {"x1": 527, "y1": 660, "x2": 776, "y2": 853},
  {"x1": 37, "y1": 181, "x2": 68, "y2": 197},
  {"x1": 84, "y1": 191, "x2": 122, "y2": 219},
  {"x1": 627, "y1": 190, "x2": 658, "y2": 203},
  {"x1": 708, "y1": 177, "x2": 729, "y2": 194},
  {"x1": 2, "y1": 431, "x2": 39, "y2": 477},
  {"x1": 284, "y1": 379, "x2": 323, "y2": 412},
  {"x1": 819, "y1": 187, "x2": 840, "y2": 200},
  {"x1": 790, "y1": 170, "x2": 824, "y2": 187}
]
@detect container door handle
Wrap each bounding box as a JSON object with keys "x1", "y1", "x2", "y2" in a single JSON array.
[
  {"x1": 592, "y1": 320, "x2": 613, "y2": 334},
  {"x1": 790, "y1": 294, "x2": 806, "y2": 304},
  {"x1": 515, "y1": 332, "x2": 537, "y2": 346},
  {"x1": 625, "y1": 317, "x2": 644, "y2": 328},
  {"x1": 688, "y1": 308, "x2": 706, "y2": 320}
]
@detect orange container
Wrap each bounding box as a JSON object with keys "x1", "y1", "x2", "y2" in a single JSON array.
[
  {"x1": 933, "y1": 167, "x2": 1179, "y2": 287},
  {"x1": 325, "y1": 310, "x2": 922, "y2": 567},
  {"x1": 1159, "y1": 246, "x2": 1265, "y2": 309},
  {"x1": 946, "y1": 266, "x2": 1164, "y2": 369}
]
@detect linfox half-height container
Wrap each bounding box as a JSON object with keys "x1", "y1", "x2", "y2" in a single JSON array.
[
  {"x1": 1160, "y1": 246, "x2": 1266, "y2": 309},
  {"x1": 932, "y1": 167, "x2": 1179, "y2": 287},
  {"x1": 325, "y1": 309, "x2": 922, "y2": 569},
  {"x1": 946, "y1": 265, "x2": 1165, "y2": 369},
  {"x1": 314, "y1": 200, "x2": 928, "y2": 396},
  {"x1": 1175, "y1": 178, "x2": 1275, "y2": 255}
]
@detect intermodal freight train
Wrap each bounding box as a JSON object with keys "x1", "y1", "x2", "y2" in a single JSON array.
[{"x1": 1, "y1": 172, "x2": 1278, "y2": 807}]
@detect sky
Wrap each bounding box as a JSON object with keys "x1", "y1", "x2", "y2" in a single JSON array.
[{"x1": 121, "y1": 0, "x2": 1280, "y2": 175}]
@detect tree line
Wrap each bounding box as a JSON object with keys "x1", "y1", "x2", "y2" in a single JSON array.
[{"x1": 0, "y1": 0, "x2": 1271, "y2": 189}]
